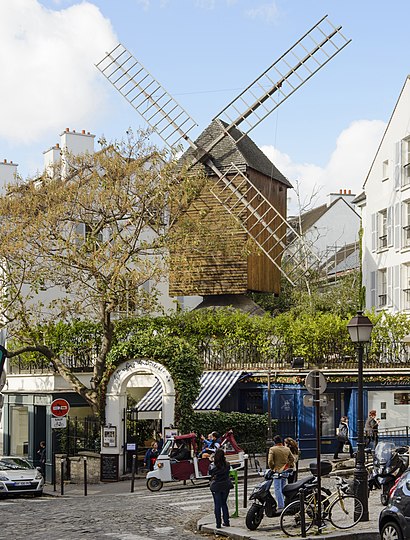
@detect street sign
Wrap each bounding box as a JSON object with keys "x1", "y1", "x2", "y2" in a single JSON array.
[
  {"x1": 50, "y1": 398, "x2": 70, "y2": 417},
  {"x1": 303, "y1": 394, "x2": 328, "y2": 407},
  {"x1": 51, "y1": 416, "x2": 67, "y2": 429},
  {"x1": 305, "y1": 370, "x2": 327, "y2": 395}
]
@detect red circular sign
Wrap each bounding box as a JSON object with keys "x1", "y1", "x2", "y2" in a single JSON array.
[{"x1": 50, "y1": 398, "x2": 70, "y2": 417}]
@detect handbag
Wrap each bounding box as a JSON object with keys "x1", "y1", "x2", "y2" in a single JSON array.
[{"x1": 343, "y1": 443, "x2": 350, "y2": 454}]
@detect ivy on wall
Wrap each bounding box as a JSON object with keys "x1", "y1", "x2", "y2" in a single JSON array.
[{"x1": 104, "y1": 332, "x2": 202, "y2": 432}]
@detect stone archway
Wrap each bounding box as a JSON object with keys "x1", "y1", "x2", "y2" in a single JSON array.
[{"x1": 104, "y1": 358, "x2": 175, "y2": 473}]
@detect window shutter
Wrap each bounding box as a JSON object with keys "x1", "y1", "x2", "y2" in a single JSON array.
[
  {"x1": 371, "y1": 213, "x2": 377, "y2": 252},
  {"x1": 395, "y1": 140, "x2": 402, "y2": 188},
  {"x1": 394, "y1": 265, "x2": 401, "y2": 312},
  {"x1": 387, "y1": 266, "x2": 393, "y2": 307},
  {"x1": 370, "y1": 271, "x2": 377, "y2": 308},
  {"x1": 387, "y1": 206, "x2": 393, "y2": 246},
  {"x1": 395, "y1": 203, "x2": 401, "y2": 250}
]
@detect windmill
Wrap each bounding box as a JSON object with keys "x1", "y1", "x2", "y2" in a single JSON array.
[{"x1": 96, "y1": 15, "x2": 351, "y2": 302}]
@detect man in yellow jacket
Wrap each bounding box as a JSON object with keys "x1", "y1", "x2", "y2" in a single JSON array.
[{"x1": 268, "y1": 435, "x2": 295, "y2": 510}]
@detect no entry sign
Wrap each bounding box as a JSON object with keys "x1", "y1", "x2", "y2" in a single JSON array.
[{"x1": 50, "y1": 398, "x2": 70, "y2": 417}]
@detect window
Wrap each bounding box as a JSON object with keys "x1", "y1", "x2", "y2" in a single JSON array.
[
  {"x1": 403, "y1": 263, "x2": 410, "y2": 310},
  {"x1": 403, "y1": 201, "x2": 410, "y2": 248},
  {"x1": 85, "y1": 223, "x2": 103, "y2": 246},
  {"x1": 382, "y1": 159, "x2": 389, "y2": 180},
  {"x1": 378, "y1": 269, "x2": 387, "y2": 307},
  {"x1": 378, "y1": 209, "x2": 388, "y2": 249},
  {"x1": 394, "y1": 392, "x2": 410, "y2": 405},
  {"x1": 403, "y1": 138, "x2": 410, "y2": 186}
]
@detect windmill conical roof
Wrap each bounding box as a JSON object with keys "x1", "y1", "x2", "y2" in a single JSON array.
[{"x1": 180, "y1": 119, "x2": 292, "y2": 188}]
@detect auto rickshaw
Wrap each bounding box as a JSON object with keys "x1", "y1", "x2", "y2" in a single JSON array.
[{"x1": 146, "y1": 430, "x2": 245, "y2": 491}]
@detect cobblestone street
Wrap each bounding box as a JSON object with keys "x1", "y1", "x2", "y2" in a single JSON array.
[{"x1": 0, "y1": 481, "x2": 219, "y2": 540}]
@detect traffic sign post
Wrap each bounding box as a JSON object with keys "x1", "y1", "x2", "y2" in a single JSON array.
[
  {"x1": 50, "y1": 398, "x2": 70, "y2": 417},
  {"x1": 305, "y1": 370, "x2": 327, "y2": 532}
]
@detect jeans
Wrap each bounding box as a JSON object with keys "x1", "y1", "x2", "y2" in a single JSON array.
[
  {"x1": 212, "y1": 490, "x2": 230, "y2": 527},
  {"x1": 273, "y1": 476, "x2": 287, "y2": 509}
]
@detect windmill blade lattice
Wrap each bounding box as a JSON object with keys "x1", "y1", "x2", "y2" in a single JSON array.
[
  {"x1": 96, "y1": 44, "x2": 198, "y2": 151},
  {"x1": 212, "y1": 15, "x2": 351, "y2": 146},
  {"x1": 210, "y1": 163, "x2": 320, "y2": 286}
]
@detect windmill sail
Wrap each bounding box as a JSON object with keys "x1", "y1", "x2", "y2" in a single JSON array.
[
  {"x1": 211, "y1": 15, "x2": 351, "y2": 148},
  {"x1": 96, "y1": 44, "x2": 198, "y2": 151}
]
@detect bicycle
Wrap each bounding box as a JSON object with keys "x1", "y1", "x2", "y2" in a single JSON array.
[{"x1": 280, "y1": 476, "x2": 364, "y2": 537}]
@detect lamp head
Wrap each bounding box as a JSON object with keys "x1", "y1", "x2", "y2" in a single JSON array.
[{"x1": 347, "y1": 310, "x2": 373, "y2": 343}]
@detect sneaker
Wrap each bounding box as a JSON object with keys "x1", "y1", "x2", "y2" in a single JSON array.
[{"x1": 223, "y1": 523, "x2": 230, "y2": 527}]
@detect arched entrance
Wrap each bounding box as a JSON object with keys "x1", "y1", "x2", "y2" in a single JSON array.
[{"x1": 104, "y1": 358, "x2": 175, "y2": 475}]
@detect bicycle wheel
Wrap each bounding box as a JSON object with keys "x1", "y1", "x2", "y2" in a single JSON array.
[
  {"x1": 280, "y1": 500, "x2": 315, "y2": 537},
  {"x1": 328, "y1": 494, "x2": 363, "y2": 529}
]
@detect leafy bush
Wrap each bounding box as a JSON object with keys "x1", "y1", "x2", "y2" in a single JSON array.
[{"x1": 189, "y1": 411, "x2": 272, "y2": 454}]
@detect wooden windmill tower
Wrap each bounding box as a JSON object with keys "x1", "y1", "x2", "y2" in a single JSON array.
[{"x1": 96, "y1": 15, "x2": 351, "y2": 302}]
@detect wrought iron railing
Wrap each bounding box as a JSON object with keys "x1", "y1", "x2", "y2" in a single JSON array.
[{"x1": 7, "y1": 339, "x2": 410, "y2": 374}]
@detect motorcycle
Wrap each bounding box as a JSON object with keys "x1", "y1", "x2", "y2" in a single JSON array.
[
  {"x1": 245, "y1": 461, "x2": 332, "y2": 531},
  {"x1": 368, "y1": 441, "x2": 409, "y2": 505}
]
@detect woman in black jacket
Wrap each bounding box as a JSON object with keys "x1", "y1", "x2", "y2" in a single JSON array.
[{"x1": 208, "y1": 448, "x2": 232, "y2": 529}]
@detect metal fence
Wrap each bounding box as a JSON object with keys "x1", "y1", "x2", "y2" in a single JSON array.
[
  {"x1": 7, "y1": 339, "x2": 410, "y2": 374},
  {"x1": 55, "y1": 416, "x2": 100, "y2": 456}
]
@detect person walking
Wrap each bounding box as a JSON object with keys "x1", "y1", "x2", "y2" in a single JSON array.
[
  {"x1": 208, "y1": 448, "x2": 233, "y2": 529},
  {"x1": 334, "y1": 416, "x2": 354, "y2": 459},
  {"x1": 268, "y1": 435, "x2": 295, "y2": 510},
  {"x1": 365, "y1": 410, "x2": 378, "y2": 448},
  {"x1": 285, "y1": 437, "x2": 300, "y2": 482},
  {"x1": 144, "y1": 441, "x2": 159, "y2": 471},
  {"x1": 37, "y1": 441, "x2": 46, "y2": 480}
]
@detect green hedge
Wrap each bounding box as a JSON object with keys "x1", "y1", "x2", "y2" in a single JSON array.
[{"x1": 189, "y1": 411, "x2": 272, "y2": 455}]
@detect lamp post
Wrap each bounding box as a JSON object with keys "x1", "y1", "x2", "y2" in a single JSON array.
[{"x1": 347, "y1": 310, "x2": 373, "y2": 522}]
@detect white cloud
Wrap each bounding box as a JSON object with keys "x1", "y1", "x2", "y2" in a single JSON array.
[
  {"x1": 262, "y1": 119, "x2": 386, "y2": 215},
  {"x1": 0, "y1": 1, "x2": 117, "y2": 143},
  {"x1": 245, "y1": 2, "x2": 279, "y2": 24}
]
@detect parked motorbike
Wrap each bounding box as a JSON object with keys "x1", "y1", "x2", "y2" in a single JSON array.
[
  {"x1": 368, "y1": 441, "x2": 409, "y2": 505},
  {"x1": 245, "y1": 461, "x2": 332, "y2": 531}
]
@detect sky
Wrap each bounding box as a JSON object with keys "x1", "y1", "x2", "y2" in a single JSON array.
[{"x1": 0, "y1": 0, "x2": 408, "y2": 214}]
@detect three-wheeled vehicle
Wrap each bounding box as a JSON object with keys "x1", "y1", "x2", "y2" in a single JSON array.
[{"x1": 146, "y1": 430, "x2": 245, "y2": 491}]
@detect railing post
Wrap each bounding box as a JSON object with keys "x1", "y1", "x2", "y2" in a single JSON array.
[
  {"x1": 60, "y1": 458, "x2": 65, "y2": 496},
  {"x1": 83, "y1": 457, "x2": 88, "y2": 496},
  {"x1": 299, "y1": 488, "x2": 306, "y2": 538},
  {"x1": 243, "y1": 456, "x2": 248, "y2": 508},
  {"x1": 130, "y1": 454, "x2": 136, "y2": 493}
]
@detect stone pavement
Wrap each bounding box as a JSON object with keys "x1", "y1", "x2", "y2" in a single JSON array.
[{"x1": 40, "y1": 455, "x2": 382, "y2": 539}]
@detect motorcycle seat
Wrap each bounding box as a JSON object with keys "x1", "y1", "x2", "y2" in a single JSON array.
[{"x1": 283, "y1": 475, "x2": 315, "y2": 495}]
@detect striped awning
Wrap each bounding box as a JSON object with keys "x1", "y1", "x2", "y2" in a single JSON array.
[{"x1": 136, "y1": 370, "x2": 249, "y2": 412}]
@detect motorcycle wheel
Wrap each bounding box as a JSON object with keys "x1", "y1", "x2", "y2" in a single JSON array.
[
  {"x1": 146, "y1": 477, "x2": 163, "y2": 492},
  {"x1": 381, "y1": 521, "x2": 404, "y2": 540},
  {"x1": 245, "y1": 503, "x2": 264, "y2": 530}
]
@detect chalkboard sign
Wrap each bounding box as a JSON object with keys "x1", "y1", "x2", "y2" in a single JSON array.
[{"x1": 100, "y1": 454, "x2": 119, "y2": 482}]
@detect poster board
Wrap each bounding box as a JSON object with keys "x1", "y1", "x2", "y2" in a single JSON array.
[
  {"x1": 100, "y1": 454, "x2": 119, "y2": 482},
  {"x1": 102, "y1": 426, "x2": 117, "y2": 448}
]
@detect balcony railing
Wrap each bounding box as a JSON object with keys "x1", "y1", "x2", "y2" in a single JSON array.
[{"x1": 7, "y1": 339, "x2": 410, "y2": 375}]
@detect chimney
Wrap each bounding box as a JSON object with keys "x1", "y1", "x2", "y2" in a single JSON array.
[
  {"x1": 0, "y1": 159, "x2": 18, "y2": 192},
  {"x1": 328, "y1": 188, "x2": 357, "y2": 207}
]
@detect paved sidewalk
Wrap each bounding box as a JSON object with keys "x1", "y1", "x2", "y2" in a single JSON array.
[{"x1": 198, "y1": 456, "x2": 382, "y2": 540}]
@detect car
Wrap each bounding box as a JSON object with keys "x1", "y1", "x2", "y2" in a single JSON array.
[
  {"x1": 379, "y1": 469, "x2": 410, "y2": 540},
  {"x1": 0, "y1": 456, "x2": 44, "y2": 497}
]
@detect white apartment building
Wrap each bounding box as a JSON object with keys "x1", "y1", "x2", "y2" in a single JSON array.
[{"x1": 358, "y1": 76, "x2": 410, "y2": 313}]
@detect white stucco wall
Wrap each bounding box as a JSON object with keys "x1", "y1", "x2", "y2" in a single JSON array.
[{"x1": 362, "y1": 77, "x2": 410, "y2": 313}]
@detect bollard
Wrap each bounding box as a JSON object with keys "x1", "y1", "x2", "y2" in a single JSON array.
[
  {"x1": 229, "y1": 469, "x2": 239, "y2": 518},
  {"x1": 53, "y1": 452, "x2": 56, "y2": 492},
  {"x1": 60, "y1": 458, "x2": 65, "y2": 496},
  {"x1": 83, "y1": 457, "x2": 88, "y2": 496},
  {"x1": 299, "y1": 488, "x2": 306, "y2": 538},
  {"x1": 130, "y1": 454, "x2": 136, "y2": 493},
  {"x1": 243, "y1": 456, "x2": 248, "y2": 508}
]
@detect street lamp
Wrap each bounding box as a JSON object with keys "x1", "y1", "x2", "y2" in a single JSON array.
[{"x1": 347, "y1": 310, "x2": 373, "y2": 522}]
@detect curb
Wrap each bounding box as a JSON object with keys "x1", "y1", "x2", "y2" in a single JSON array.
[{"x1": 198, "y1": 517, "x2": 380, "y2": 540}]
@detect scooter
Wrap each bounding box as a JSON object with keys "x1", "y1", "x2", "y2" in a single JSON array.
[
  {"x1": 245, "y1": 461, "x2": 332, "y2": 531},
  {"x1": 368, "y1": 441, "x2": 409, "y2": 505}
]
